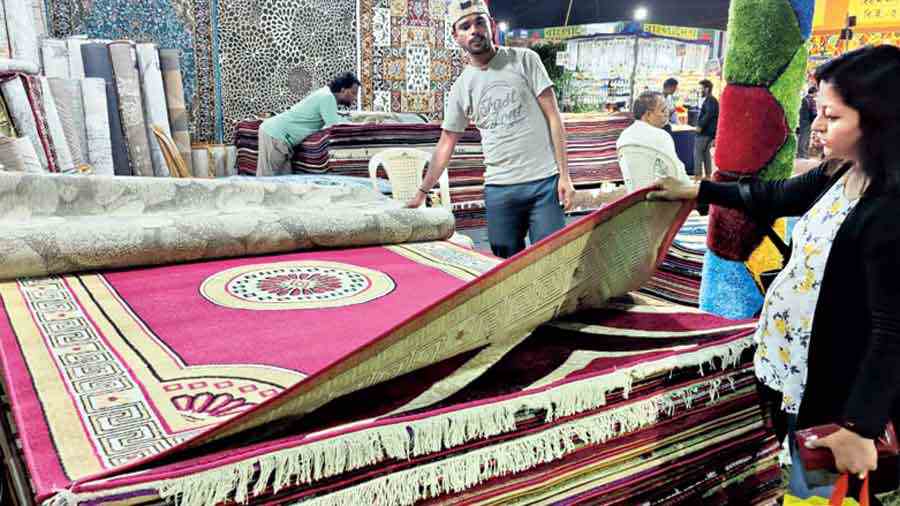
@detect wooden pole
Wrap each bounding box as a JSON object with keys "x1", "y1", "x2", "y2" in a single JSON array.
[{"x1": 565, "y1": 0, "x2": 575, "y2": 26}]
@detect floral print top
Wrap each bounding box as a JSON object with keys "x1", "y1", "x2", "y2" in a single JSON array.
[{"x1": 753, "y1": 178, "x2": 860, "y2": 414}]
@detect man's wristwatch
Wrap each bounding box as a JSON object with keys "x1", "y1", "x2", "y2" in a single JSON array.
[{"x1": 417, "y1": 187, "x2": 429, "y2": 195}]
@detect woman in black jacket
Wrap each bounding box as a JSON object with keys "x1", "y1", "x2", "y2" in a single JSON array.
[{"x1": 649, "y1": 45, "x2": 900, "y2": 500}]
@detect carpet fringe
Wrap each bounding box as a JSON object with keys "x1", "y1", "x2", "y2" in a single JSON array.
[
  {"x1": 296, "y1": 378, "x2": 737, "y2": 506},
  {"x1": 42, "y1": 490, "x2": 78, "y2": 506},
  {"x1": 545, "y1": 338, "x2": 749, "y2": 421},
  {"x1": 54, "y1": 336, "x2": 752, "y2": 506}
]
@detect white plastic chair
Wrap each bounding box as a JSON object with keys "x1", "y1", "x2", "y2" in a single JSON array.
[
  {"x1": 368, "y1": 148, "x2": 451, "y2": 209},
  {"x1": 368, "y1": 148, "x2": 474, "y2": 249},
  {"x1": 617, "y1": 144, "x2": 689, "y2": 192}
]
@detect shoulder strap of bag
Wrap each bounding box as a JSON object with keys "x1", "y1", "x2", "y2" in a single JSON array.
[
  {"x1": 737, "y1": 179, "x2": 792, "y2": 262},
  {"x1": 829, "y1": 473, "x2": 870, "y2": 506}
]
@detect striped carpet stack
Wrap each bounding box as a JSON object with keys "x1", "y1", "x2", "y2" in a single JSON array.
[
  {"x1": 275, "y1": 299, "x2": 784, "y2": 505},
  {"x1": 641, "y1": 212, "x2": 709, "y2": 306},
  {"x1": 234, "y1": 119, "x2": 489, "y2": 226},
  {"x1": 564, "y1": 113, "x2": 634, "y2": 187},
  {"x1": 234, "y1": 114, "x2": 632, "y2": 229},
  {"x1": 0, "y1": 297, "x2": 783, "y2": 505}
]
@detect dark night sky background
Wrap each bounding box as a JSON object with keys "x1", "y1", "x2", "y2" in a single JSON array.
[{"x1": 490, "y1": 0, "x2": 732, "y2": 30}]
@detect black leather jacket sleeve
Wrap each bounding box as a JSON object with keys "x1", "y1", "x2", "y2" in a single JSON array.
[{"x1": 697, "y1": 164, "x2": 838, "y2": 221}]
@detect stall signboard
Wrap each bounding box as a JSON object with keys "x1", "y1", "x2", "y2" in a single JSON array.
[
  {"x1": 814, "y1": 0, "x2": 829, "y2": 29},
  {"x1": 810, "y1": 29, "x2": 900, "y2": 56},
  {"x1": 848, "y1": 0, "x2": 900, "y2": 26},
  {"x1": 813, "y1": 0, "x2": 900, "y2": 31},
  {"x1": 809, "y1": 0, "x2": 900, "y2": 58},
  {"x1": 644, "y1": 23, "x2": 700, "y2": 40},
  {"x1": 544, "y1": 25, "x2": 588, "y2": 41},
  {"x1": 506, "y1": 22, "x2": 722, "y2": 47},
  {"x1": 543, "y1": 22, "x2": 621, "y2": 41},
  {"x1": 643, "y1": 23, "x2": 718, "y2": 42}
]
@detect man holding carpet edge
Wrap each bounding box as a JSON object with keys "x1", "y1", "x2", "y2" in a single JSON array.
[{"x1": 406, "y1": 0, "x2": 576, "y2": 259}]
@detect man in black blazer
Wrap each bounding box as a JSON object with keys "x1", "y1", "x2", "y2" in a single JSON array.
[{"x1": 693, "y1": 79, "x2": 719, "y2": 181}]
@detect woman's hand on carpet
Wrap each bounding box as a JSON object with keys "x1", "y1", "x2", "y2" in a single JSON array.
[
  {"x1": 805, "y1": 427, "x2": 878, "y2": 479},
  {"x1": 646, "y1": 177, "x2": 700, "y2": 201}
]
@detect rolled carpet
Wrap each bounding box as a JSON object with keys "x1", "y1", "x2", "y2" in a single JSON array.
[
  {"x1": 46, "y1": 78, "x2": 87, "y2": 168},
  {"x1": 66, "y1": 37, "x2": 86, "y2": 79},
  {"x1": 40, "y1": 39, "x2": 68, "y2": 79},
  {"x1": 0, "y1": 135, "x2": 42, "y2": 172},
  {"x1": 0, "y1": 58, "x2": 39, "y2": 74},
  {"x1": 4, "y1": 0, "x2": 40, "y2": 65},
  {"x1": 0, "y1": 76, "x2": 49, "y2": 171},
  {"x1": 81, "y1": 42, "x2": 131, "y2": 175},
  {"x1": 81, "y1": 77, "x2": 115, "y2": 175},
  {"x1": 109, "y1": 41, "x2": 154, "y2": 176},
  {"x1": 0, "y1": 171, "x2": 457, "y2": 280},
  {"x1": 36, "y1": 76, "x2": 75, "y2": 173},
  {"x1": 159, "y1": 48, "x2": 192, "y2": 176},
  {"x1": 136, "y1": 43, "x2": 172, "y2": 177},
  {"x1": 0, "y1": 92, "x2": 16, "y2": 137},
  {"x1": 0, "y1": 3, "x2": 8, "y2": 60},
  {"x1": 191, "y1": 146, "x2": 212, "y2": 178}
]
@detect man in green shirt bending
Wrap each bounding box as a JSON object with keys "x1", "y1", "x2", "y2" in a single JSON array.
[{"x1": 256, "y1": 72, "x2": 360, "y2": 176}]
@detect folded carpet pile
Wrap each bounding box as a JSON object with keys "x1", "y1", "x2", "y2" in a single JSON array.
[
  {"x1": 234, "y1": 114, "x2": 632, "y2": 229},
  {"x1": 0, "y1": 174, "x2": 778, "y2": 505},
  {"x1": 640, "y1": 211, "x2": 708, "y2": 307}
]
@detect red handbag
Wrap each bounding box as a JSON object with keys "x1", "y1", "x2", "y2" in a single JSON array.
[{"x1": 794, "y1": 422, "x2": 899, "y2": 472}]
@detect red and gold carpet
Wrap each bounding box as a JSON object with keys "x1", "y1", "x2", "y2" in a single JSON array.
[{"x1": 0, "y1": 174, "x2": 782, "y2": 505}]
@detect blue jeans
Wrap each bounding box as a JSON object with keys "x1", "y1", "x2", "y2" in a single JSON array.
[{"x1": 483, "y1": 175, "x2": 565, "y2": 259}]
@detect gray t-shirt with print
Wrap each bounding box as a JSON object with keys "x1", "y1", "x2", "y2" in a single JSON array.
[{"x1": 442, "y1": 47, "x2": 557, "y2": 186}]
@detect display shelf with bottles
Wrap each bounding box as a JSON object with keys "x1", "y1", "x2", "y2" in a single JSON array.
[{"x1": 562, "y1": 32, "x2": 715, "y2": 111}]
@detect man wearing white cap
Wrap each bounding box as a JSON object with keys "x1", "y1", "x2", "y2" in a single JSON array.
[{"x1": 406, "y1": 0, "x2": 576, "y2": 258}]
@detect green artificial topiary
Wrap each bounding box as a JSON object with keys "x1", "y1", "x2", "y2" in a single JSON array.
[
  {"x1": 723, "y1": 0, "x2": 804, "y2": 86},
  {"x1": 759, "y1": 133, "x2": 798, "y2": 181},
  {"x1": 769, "y1": 44, "x2": 809, "y2": 132}
]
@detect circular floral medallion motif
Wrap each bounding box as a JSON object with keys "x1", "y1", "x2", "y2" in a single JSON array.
[{"x1": 201, "y1": 261, "x2": 395, "y2": 310}]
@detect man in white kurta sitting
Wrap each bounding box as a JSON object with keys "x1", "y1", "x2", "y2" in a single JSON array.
[{"x1": 616, "y1": 91, "x2": 689, "y2": 192}]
